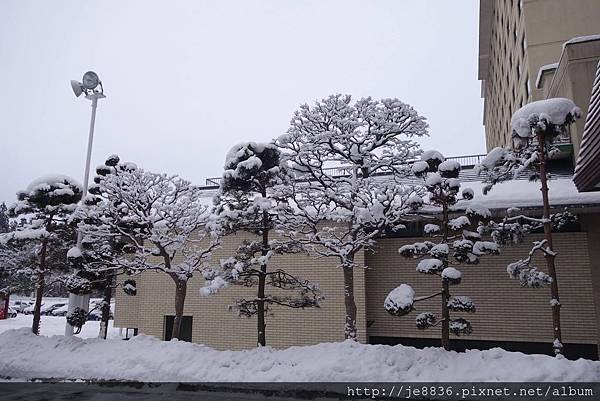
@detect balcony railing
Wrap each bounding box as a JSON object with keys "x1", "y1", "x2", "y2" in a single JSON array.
[{"x1": 202, "y1": 154, "x2": 488, "y2": 187}]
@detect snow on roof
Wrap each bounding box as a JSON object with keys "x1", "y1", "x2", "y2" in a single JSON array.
[
  {"x1": 457, "y1": 177, "x2": 600, "y2": 211},
  {"x1": 562, "y1": 34, "x2": 600, "y2": 49},
  {"x1": 196, "y1": 173, "x2": 600, "y2": 212},
  {"x1": 535, "y1": 62, "x2": 559, "y2": 89},
  {"x1": 510, "y1": 98, "x2": 580, "y2": 138}
]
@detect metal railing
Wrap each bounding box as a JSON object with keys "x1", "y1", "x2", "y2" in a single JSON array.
[{"x1": 203, "y1": 154, "x2": 488, "y2": 187}]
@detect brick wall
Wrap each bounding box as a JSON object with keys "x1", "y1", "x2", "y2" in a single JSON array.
[
  {"x1": 115, "y1": 228, "x2": 599, "y2": 350},
  {"x1": 115, "y1": 230, "x2": 367, "y2": 349},
  {"x1": 365, "y1": 232, "x2": 598, "y2": 345}
]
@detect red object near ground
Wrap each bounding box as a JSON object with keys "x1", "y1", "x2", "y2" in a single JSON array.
[{"x1": 0, "y1": 293, "x2": 8, "y2": 320}]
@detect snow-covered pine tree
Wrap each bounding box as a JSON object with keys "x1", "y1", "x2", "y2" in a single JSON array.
[
  {"x1": 75, "y1": 157, "x2": 218, "y2": 340},
  {"x1": 0, "y1": 203, "x2": 9, "y2": 234},
  {"x1": 0, "y1": 176, "x2": 82, "y2": 334},
  {"x1": 202, "y1": 142, "x2": 322, "y2": 347},
  {"x1": 276, "y1": 94, "x2": 428, "y2": 340},
  {"x1": 475, "y1": 98, "x2": 581, "y2": 356},
  {"x1": 0, "y1": 230, "x2": 38, "y2": 296},
  {"x1": 385, "y1": 151, "x2": 499, "y2": 350},
  {"x1": 68, "y1": 155, "x2": 138, "y2": 337}
]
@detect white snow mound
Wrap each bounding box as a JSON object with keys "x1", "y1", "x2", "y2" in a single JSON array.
[{"x1": 1, "y1": 328, "x2": 600, "y2": 381}]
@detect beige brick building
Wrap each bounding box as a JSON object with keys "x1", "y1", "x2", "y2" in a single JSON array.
[
  {"x1": 478, "y1": 0, "x2": 600, "y2": 152},
  {"x1": 115, "y1": 169, "x2": 600, "y2": 360}
]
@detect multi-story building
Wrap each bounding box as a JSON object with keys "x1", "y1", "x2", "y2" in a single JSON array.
[{"x1": 478, "y1": 0, "x2": 600, "y2": 152}]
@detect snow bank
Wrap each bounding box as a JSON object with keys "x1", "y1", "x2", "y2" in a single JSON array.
[{"x1": 1, "y1": 328, "x2": 599, "y2": 382}]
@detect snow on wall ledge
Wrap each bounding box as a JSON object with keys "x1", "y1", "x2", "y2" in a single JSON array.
[
  {"x1": 456, "y1": 178, "x2": 600, "y2": 211},
  {"x1": 1, "y1": 329, "x2": 599, "y2": 382}
]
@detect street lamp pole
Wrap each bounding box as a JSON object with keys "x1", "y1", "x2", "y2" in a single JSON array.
[{"x1": 65, "y1": 72, "x2": 105, "y2": 337}]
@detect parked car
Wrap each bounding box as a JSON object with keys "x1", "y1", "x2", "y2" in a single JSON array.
[
  {"x1": 50, "y1": 304, "x2": 69, "y2": 317},
  {"x1": 9, "y1": 300, "x2": 33, "y2": 313},
  {"x1": 7, "y1": 307, "x2": 17, "y2": 318},
  {"x1": 40, "y1": 303, "x2": 67, "y2": 316},
  {"x1": 23, "y1": 304, "x2": 39, "y2": 315}
]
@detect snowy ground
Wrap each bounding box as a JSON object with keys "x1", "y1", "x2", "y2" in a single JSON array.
[
  {"x1": 0, "y1": 314, "x2": 120, "y2": 339},
  {"x1": 1, "y1": 327, "x2": 599, "y2": 382}
]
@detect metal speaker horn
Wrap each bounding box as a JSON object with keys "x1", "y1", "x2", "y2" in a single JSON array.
[{"x1": 71, "y1": 80, "x2": 83, "y2": 97}]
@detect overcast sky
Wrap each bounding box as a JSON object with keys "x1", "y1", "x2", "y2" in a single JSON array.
[{"x1": 0, "y1": 0, "x2": 484, "y2": 204}]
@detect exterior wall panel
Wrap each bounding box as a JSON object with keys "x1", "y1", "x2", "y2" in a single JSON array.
[
  {"x1": 115, "y1": 230, "x2": 367, "y2": 349},
  {"x1": 365, "y1": 233, "x2": 598, "y2": 345}
]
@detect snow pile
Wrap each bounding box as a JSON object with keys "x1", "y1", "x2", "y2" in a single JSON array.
[
  {"x1": 0, "y1": 315, "x2": 119, "y2": 339},
  {"x1": 442, "y1": 267, "x2": 461, "y2": 280},
  {"x1": 1, "y1": 328, "x2": 599, "y2": 381},
  {"x1": 429, "y1": 243, "x2": 449, "y2": 258},
  {"x1": 423, "y1": 223, "x2": 440, "y2": 234},
  {"x1": 384, "y1": 284, "x2": 415, "y2": 315},
  {"x1": 466, "y1": 204, "x2": 491, "y2": 220},
  {"x1": 24, "y1": 175, "x2": 82, "y2": 195},
  {"x1": 411, "y1": 161, "x2": 429, "y2": 175},
  {"x1": 416, "y1": 258, "x2": 443, "y2": 274},
  {"x1": 456, "y1": 178, "x2": 600, "y2": 210},
  {"x1": 449, "y1": 216, "x2": 470, "y2": 230},
  {"x1": 510, "y1": 98, "x2": 581, "y2": 138},
  {"x1": 406, "y1": 195, "x2": 423, "y2": 209},
  {"x1": 66, "y1": 246, "x2": 82, "y2": 259},
  {"x1": 425, "y1": 172, "x2": 443, "y2": 186},
  {"x1": 421, "y1": 150, "x2": 445, "y2": 164},
  {"x1": 438, "y1": 160, "x2": 461, "y2": 175},
  {"x1": 472, "y1": 241, "x2": 499, "y2": 256},
  {"x1": 476, "y1": 147, "x2": 507, "y2": 171}
]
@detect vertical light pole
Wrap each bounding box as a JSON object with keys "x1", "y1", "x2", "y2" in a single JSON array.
[{"x1": 65, "y1": 71, "x2": 106, "y2": 336}]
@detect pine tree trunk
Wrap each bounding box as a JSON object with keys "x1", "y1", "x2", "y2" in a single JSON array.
[
  {"x1": 441, "y1": 280, "x2": 450, "y2": 350},
  {"x1": 441, "y1": 202, "x2": 450, "y2": 350},
  {"x1": 31, "y1": 237, "x2": 48, "y2": 335},
  {"x1": 98, "y1": 274, "x2": 114, "y2": 339},
  {"x1": 256, "y1": 206, "x2": 269, "y2": 347},
  {"x1": 536, "y1": 131, "x2": 563, "y2": 355},
  {"x1": 343, "y1": 259, "x2": 358, "y2": 341},
  {"x1": 171, "y1": 278, "x2": 187, "y2": 340}
]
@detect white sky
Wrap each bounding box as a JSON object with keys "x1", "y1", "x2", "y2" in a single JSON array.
[{"x1": 0, "y1": 0, "x2": 485, "y2": 204}]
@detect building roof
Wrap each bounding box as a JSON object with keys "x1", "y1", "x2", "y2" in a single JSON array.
[{"x1": 574, "y1": 59, "x2": 600, "y2": 191}]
